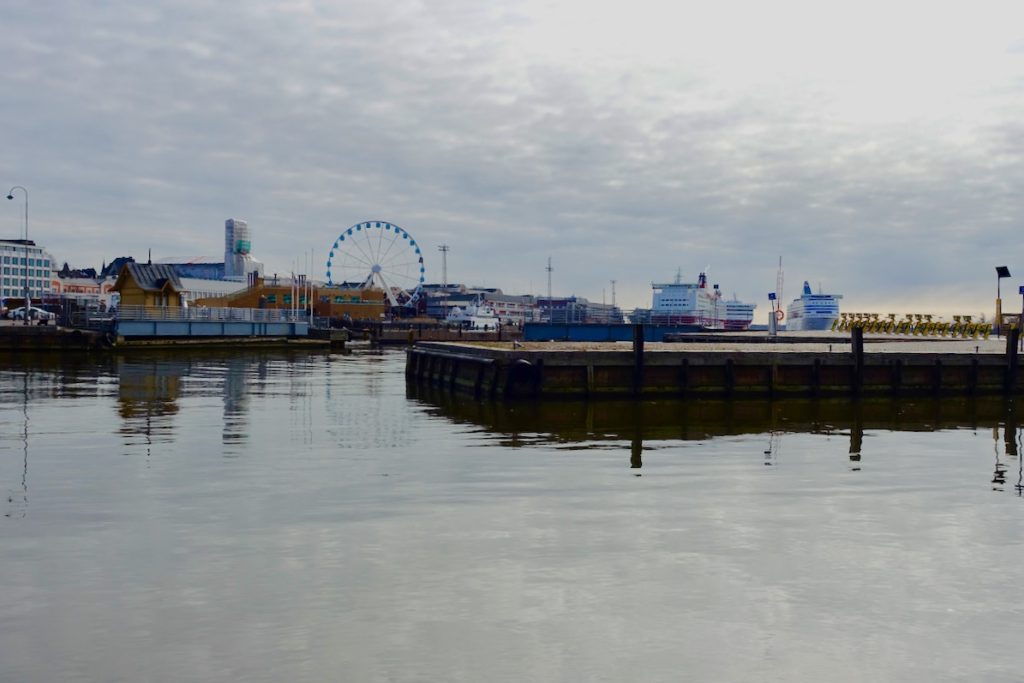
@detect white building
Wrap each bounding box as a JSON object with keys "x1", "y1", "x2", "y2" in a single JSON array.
[
  {"x1": 179, "y1": 277, "x2": 248, "y2": 304},
  {"x1": 1, "y1": 239, "x2": 54, "y2": 302},
  {"x1": 224, "y1": 218, "x2": 264, "y2": 280}
]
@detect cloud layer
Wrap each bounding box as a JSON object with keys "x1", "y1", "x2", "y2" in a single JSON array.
[{"x1": 2, "y1": 0, "x2": 1023, "y2": 316}]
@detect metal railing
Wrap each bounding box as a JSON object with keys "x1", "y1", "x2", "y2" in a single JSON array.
[{"x1": 99, "y1": 305, "x2": 311, "y2": 323}]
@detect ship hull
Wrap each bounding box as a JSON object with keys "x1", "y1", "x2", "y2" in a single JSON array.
[{"x1": 786, "y1": 316, "x2": 837, "y2": 332}]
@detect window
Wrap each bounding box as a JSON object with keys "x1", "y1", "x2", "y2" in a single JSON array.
[
  {"x1": 334, "y1": 296, "x2": 344, "y2": 304},
  {"x1": 283, "y1": 294, "x2": 292, "y2": 304},
  {"x1": 266, "y1": 294, "x2": 277, "y2": 303}
]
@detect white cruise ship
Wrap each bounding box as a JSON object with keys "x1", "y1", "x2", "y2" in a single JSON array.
[
  {"x1": 785, "y1": 281, "x2": 843, "y2": 331},
  {"x1": 651, "y1": 271, "x2": 755, "y2": 330},
  {"x1": 723, "y1": 298, "x2": 756, "y2": 330}
]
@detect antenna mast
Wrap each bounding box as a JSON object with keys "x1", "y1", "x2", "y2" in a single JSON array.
[
  {"x1": 438, "y1": 244, "x2": 450, "y2": 289},
  {"x1": 776, "y1": 256, "x2": 784, "y2": 305},
  {"x1": 546, "y1": 257, "x2": 553, "y2": 322}
]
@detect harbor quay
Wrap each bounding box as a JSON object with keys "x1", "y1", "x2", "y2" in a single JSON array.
[{"x1": 406, "y1": 328, "x2": 1024, "y2": 401}]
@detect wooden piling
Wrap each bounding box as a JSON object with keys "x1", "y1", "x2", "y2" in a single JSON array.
[
  {"x1": 632, "y1": 323, "x2": 645, "y2": 396},
  {"x1": 851, "y1": 327, "x2": 864, "y2": 394},
  {"x1": 1006, "y1": 328, "x2": 1019, "y2": 393}
]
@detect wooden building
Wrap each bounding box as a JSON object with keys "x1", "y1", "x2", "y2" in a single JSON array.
[
  {"x1": 195, "y1": 279, "x2": 387, "y2": 321},
  {"x1": 111, "y1": 263, "x2": 184, "y2": 308}
]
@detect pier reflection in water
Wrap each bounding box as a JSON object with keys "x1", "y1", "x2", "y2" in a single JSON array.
[
  {"x1": 410, "y1": 382, "x2": 1024, "y2": 492},
  {"x1": 4, "y1": 349, "x2": 1024, "y2": 681}
]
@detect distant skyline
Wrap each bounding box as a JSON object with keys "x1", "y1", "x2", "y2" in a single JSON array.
[{"x1": 3, "y1": 0, "x2": 1024, "y2": 320}]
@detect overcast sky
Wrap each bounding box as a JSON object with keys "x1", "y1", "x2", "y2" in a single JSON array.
[{"x1": 3, "y1": 0, "x2": 1023, "y2": 318}]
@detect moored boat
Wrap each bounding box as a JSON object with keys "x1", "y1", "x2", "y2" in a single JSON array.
[{"x1": 446, "y1": 297, "x2": 501, "y2": 330}]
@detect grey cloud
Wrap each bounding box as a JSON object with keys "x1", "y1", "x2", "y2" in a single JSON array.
[{"x1": 1, "y1": 0, "x2": 1022, "y2": 314}]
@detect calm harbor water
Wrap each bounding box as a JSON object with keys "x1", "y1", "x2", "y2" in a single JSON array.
[{"x1": 2, "y1": 347, "x2": 1023, "y2": 682}]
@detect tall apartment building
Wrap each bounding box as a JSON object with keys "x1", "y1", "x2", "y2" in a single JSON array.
[{"x1": 0, "y1": 239, "x2": 53, "y2": 301}]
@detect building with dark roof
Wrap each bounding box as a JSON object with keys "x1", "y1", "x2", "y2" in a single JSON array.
[{"x1": 111, "y1": 263, "x2": 185, "y2": 308}]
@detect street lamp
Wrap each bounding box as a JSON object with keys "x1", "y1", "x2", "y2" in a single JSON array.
[
  {"x1": 6, "y1": 186, "x2": 29, "y2": 326},
  {"x1": 995, "y1": 266, "x2": 1011, "y2": 336}
]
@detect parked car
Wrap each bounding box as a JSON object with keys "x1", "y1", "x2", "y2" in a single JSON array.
[{"x1": 8, "y1": 306, "x2": 54, "y2": 322}]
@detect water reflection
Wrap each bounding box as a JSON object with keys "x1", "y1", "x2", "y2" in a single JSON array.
[
  {"x1": 117, "y1": 357, "x2": 183, "y2": 447},
  {"x1": 1, "y1": 353, "x2": 118, "y2": 519},
  {"x1": 221, "y1": 356, "x2": 265, "y2": 451},
  {"x1": 409, "y1": 385, "x2": 1024, "y2": 496},
  {"x1": 991, "y1": 406, "x2": 1019, "y2": 492},
  {"x1": 109, "y1": 350, "x2": 331, "y2": 453},
  {"x1": 4, "y1": 368, "x2": 29, "y2": 518},
  {"x1": 764, "y1": 429, "x2": 782, "y2": 467}
]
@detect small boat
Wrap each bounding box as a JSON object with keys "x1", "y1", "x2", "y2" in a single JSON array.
[{"x1": 446, "y1": 297, "x2": 501, "y2": 330}]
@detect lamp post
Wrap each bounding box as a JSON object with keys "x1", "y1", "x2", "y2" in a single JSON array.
[
  {"x1": 6, "y1": 186, "x2": 29, "y2": 326},
  {"x1": 996, "y1": 266, "x2": 1011, "y2": 337}
]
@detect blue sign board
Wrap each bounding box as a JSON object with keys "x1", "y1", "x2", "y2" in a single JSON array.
[
  {"x1": 1019, "y1": 285, "x2": 1024, "y2": 295},
  {"x1": 768, "y1": 292, "x2": 776, "y2": 301}
]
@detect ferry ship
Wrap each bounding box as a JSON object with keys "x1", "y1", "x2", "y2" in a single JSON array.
[
  {"x1": 651, "y1": 271, "x2": 755, "y2": 330},
  {"x1": 723, "y1": 298, "x2": 756, "y2": 330},
  {"x1": 785, "y1": 281, "x2": 842, "y2": 331}
]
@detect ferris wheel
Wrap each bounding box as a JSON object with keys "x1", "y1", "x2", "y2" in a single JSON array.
[{"x1": 325, "y1": 220, "x2": 426, "y2": 306}]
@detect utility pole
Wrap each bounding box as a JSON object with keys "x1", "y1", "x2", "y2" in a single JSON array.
[
  {"x1": 776, "y1": 256, "x2": 784, "y2": 308},
  {"x1": 6, "y1": 186, "x2": 28, "y2": 325},
  {"x1": 611, "y1": 279, "x2": 616, "y2": 308},
  {"x1": 438, "y1": 244, "x2": 449, "y2": 289},
  {"x1": 546, "y1": 257, "x2": 553, "y2": 323}
]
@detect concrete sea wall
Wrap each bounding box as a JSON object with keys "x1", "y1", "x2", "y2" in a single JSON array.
[{"x1": 406, "y1": 330, "x2": 1024, "y2": 401}]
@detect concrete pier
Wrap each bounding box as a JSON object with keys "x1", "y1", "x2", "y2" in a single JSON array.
[
  {"x1": 0, "y1": 323, "x2": 107, "y2": 351},
  {"x1": 406, "y1": 333, "x2": 1024, "y2": 400}
]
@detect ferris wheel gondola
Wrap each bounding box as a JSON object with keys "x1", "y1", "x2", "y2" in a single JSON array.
[{"x1": 325, "y1": 221, "x2": 425, "y2": 307}]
